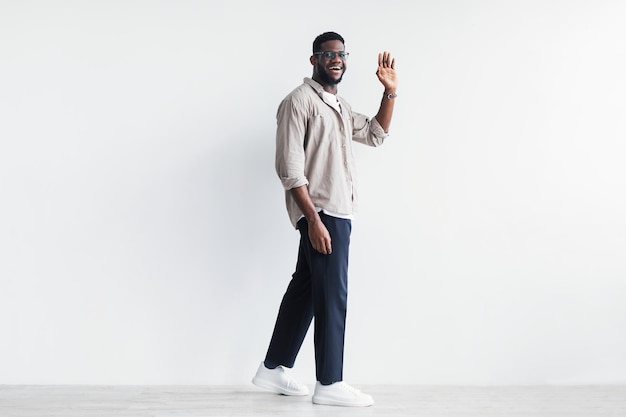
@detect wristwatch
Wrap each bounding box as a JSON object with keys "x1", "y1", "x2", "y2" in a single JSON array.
[{"x1": 385, "y1": 92, "x2": 397, "y2": 100}]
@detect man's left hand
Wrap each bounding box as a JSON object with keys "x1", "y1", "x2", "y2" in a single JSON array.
[{"x1": 376, "y1": 51, "x2": 397, "y2": 93}]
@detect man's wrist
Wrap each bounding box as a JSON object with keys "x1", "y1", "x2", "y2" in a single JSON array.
[
  {"x1": 305, "y1": 211, "x2": 321, "y2": 224},
  {"x1": 384, "y1": 90, "x2": 397, "y2": 99}
]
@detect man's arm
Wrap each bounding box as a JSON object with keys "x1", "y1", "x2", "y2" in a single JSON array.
[
  {"x1": 275, "y1": 96, "x2": 332, "y2": 255},
  {"x1": 374, "y1": 51, "x2": 398, "y2": 133},
  {"x1": 290, "y1": 185, "x2": 332, "y2": 255}
]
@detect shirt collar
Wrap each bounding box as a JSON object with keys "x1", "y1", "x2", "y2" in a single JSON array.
[{"x1": 304, "y1": 77, "x2": 326, "y2": 96}]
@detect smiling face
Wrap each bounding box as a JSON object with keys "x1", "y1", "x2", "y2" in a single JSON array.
[{"x1": 311, "y1": 39, "x2": 347, "y2": 92}]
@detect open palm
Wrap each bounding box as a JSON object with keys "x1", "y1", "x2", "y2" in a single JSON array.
[{"x1": 376, "y1": 51, "x2": 397, "y2": 92}]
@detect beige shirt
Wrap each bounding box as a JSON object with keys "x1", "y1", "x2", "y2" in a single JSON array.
[{"x1": 275, "y1": 77, "x2": 388, "y2": 228}]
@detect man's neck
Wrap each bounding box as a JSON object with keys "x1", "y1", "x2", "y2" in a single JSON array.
[{"x1": 312, "y1": 76, "x2": 338, "y2": 95}]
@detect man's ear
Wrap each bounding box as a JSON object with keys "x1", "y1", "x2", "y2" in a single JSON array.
[{"x1": 310, "y1": 55, "x2": 316, "y2": 66}]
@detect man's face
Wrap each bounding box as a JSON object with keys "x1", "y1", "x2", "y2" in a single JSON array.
[{"x1": 313, "y1": 40, "x2": 347, "y2": 86}]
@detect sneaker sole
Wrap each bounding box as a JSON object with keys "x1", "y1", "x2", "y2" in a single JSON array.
[
  {"x1": 312, "y1": 395, "x2": 374, "y2": 407},
  {"x1": 252, "y1": 377, "x2": 309, "y2": 396}
]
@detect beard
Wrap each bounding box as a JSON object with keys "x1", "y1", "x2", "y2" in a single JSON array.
[{"x1": 316, "y1": 61, "x2": 345, "y2": 85}]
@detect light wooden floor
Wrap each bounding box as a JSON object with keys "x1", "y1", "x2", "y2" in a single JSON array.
[{"x1": 1, "y1": 385, "x2": 625, "y2": 416}]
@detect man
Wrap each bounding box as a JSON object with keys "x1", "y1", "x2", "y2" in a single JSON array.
[{"x1": 252, "y1": 31, "x2": 397, "y2": 407}]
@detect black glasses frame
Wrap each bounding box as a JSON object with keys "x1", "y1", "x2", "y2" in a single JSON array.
[{"x1": 313, "y1": 51, "x2": 350, "y2": 60}]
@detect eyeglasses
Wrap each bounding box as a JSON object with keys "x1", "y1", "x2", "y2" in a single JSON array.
[{"x1": 314, "y1": 51, "x2": 350, "y2": 60}]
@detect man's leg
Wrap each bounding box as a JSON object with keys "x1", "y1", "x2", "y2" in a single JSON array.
[
  {"x1": 303, "y1": 214, "x2": 374, "y2": 407},
  {"x1": 299, "y1": 213, "x2": 351, "y2": 384},
  {"x1": 264, "y1": 222, "x2": 314, "y2": 368},
  {"x1": 253, "y1": 226, "x2": 314, "y2": 396}
]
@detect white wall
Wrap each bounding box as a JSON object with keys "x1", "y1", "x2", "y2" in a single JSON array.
[{"x1": 1, "y1": 0, "x2": 625, "y2": 385}]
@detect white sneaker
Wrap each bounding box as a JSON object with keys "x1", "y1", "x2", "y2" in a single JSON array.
[
  {"x1": 312, "y1": 381, "x2": 374, "y2": 407},
  {"x1": 251, "y1": 362, "x2": 309, "y2": 396}
]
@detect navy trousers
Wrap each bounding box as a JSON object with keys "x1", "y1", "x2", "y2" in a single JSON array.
[{"x1": 264, "y1": 212, "x2": 351, "y2": 384}]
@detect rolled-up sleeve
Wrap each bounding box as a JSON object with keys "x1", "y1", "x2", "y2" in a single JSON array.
[
  {"x1": 275, "y1": 96, "x2": 309, "y2": 190},
  {"x1": 351, "y1": 111, "x2": 388, "y2": 147}
]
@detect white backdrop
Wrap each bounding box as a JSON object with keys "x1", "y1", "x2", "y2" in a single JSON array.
[{"x1": 1, "y1": 0, "x2": 625, "y2": 385}]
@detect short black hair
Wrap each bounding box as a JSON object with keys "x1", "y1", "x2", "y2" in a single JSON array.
[{"x1": 313, "y1": 31, "x2": 345, "y2": 53}]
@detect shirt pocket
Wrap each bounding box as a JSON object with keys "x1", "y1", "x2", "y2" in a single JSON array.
[
  {"x1": 308, "y1": 113, "x2": 340, "y2": 146},
  {"x1": 306, "y1": 113, "x2": 329, "y2": 147}
]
